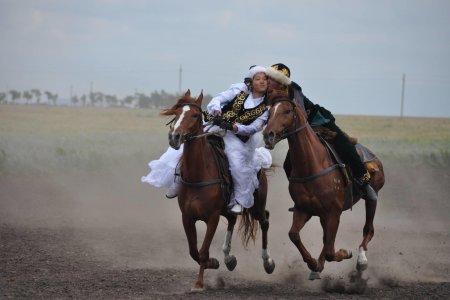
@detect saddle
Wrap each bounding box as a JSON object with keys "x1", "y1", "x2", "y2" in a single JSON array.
[
  {"x1": 314, "y1": 126, "x2": 379, "y2": 210},
  {"x1": 206, "y1": 135, "x2": 233, "y2": 207},
  {"x1": 314, "y1": 126, "x2": 378, "y2": 171}
]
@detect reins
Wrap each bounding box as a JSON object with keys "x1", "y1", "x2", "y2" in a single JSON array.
[{"x1": 166, "y1": 103, "x2": 226, "y2": 143}]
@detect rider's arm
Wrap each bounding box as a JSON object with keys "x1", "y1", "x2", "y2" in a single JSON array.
[
  {"x1": 207, "y1": 83, "x2": 247, "y2": 115},
  {"x1": 234, "y1": 110, "x2": 269, "y2": 136}
]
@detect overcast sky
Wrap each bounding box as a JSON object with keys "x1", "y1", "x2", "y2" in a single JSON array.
[{"x1": 1, "y1": 0, "x2": 449, "y2": 117}]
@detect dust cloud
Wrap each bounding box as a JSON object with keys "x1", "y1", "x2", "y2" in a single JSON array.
[{"x1": 1, "y1": 158, "x2": 449, "y2": 292}]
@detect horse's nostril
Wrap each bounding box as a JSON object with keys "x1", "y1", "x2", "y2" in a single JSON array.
[{"x1": 170, "y1": 133, "x2": 180, "y2": 140}]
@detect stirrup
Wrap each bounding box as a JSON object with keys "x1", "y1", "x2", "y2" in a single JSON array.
[
  {"x1": 165, "y1": 183, "x2": 179, "y2": 199},
  {"x1": 364, "y1": 184, "x2": 378, "y2": 201},
  {"x1": 229, "y1": 204, "x2": 243, "y2": 215}
]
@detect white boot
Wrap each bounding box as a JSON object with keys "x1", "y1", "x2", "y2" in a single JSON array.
[
  {"x1": 229, "y1": 203, "x2": 243, "y2": 215},
  {"x1": 165, "y1": 182, "x2": 179, "y2": 199}
]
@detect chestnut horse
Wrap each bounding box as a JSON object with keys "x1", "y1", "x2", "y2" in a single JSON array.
[
  {"x1": 263, "y1": 96, "x2": 385, "y2": 280},
  {"x1": 162, "y1": 90, "x2": 275, "y2": 291}
]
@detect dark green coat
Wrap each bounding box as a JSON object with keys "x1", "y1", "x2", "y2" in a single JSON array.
[{"x1": 289, "y1": 81, "x2": 335, "y2": 127}]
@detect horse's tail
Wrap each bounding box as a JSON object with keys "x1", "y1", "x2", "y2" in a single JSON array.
[{"x1": 238, "y1": 210, "x2": 258, "y2": 248}]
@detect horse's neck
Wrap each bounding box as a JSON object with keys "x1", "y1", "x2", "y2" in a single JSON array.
[
  {"x1": 288, "y1": 112, "x2": 328, "y2": 176},
  {"x1": 181, "y1": 138, "x2": 216, "y2": 180}
]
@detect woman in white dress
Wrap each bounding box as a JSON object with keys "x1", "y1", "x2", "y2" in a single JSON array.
[{"x1": 141, "y1": 65, "x2": 272, "y2": 215}]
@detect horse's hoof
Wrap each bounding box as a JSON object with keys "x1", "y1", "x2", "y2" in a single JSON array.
[
  {"x1": 190, "y1": 286, "x2": 204, "y2": 292},
  {"x1": 208, "y1": 258, "x2": 220, "y2": 269},
  {"x1": 263, "y1": 258, "x2": 275, "y2": 274},
  {"x1": 356, "y1": 261, "x2": 368, "y2": 271},
  {"x1": 225, "y1": 255, "x2": 237, "y2": 271},
  {"x1": 309, "y1": 271, "x2": 321, "y2": 280}
]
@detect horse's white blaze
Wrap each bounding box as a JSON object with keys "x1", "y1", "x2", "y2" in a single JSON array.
[
  {"x1": 273, "y1": 102, "x2": 281, "y2": 117},
  {"x1": 173, "y1": 105, "x2": 190, "y2": 131}
]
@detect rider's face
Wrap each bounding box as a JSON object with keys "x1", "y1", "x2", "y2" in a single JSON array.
[
  {"x1": 251, "y1": 73, "x2": 268, "y2": 94},
  {"x1": 267, "y1": 77, "x2": 285, "y2": 93}
]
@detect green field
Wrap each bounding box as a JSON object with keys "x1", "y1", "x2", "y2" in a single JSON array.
[{"x1": 0, "y1": 105, "x2": 449, "y2": 177}]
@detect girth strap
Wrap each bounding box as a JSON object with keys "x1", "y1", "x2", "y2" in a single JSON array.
[
  {"x1": 179, "y1": 177, "x2": 224, "y2": 188},
  {"x1": 289, "y1": 163, "x2": 346, "y2": 184}
]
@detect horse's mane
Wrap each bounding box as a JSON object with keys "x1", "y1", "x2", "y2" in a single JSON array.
[
  {"x1": 266, "y1": 88, "x2": 290, "y2": 106},
  {"x1": 160, "y1": 95, "x2": 196, "y2": 116}
]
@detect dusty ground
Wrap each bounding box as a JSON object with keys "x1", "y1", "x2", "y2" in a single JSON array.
[{"x1": 1, "y1": 162, "x2": 449, "y2": 299}]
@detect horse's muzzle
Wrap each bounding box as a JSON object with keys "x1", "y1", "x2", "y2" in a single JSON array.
[
  {"x1": 263, "y1": 131, "x2": 278, "y2": 150},
  {"x1": 169, "y1": 132, "x2": 183, "y2": 150}
]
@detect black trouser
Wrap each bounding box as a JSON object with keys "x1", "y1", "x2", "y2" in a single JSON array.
[{"x1": 283, "y1": 122, "x2": 366, "y2": 179}]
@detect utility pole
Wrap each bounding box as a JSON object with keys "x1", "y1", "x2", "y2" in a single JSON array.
[
  {"x1": 400, "y1": 73, "x2": 405, "y2": 119},
  {"x1": 178, "y1": 65, "x2": 182, "y2": 95}
]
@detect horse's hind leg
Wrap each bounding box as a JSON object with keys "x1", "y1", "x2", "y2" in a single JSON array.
[
  {"x1": 192, "y1": 213, "x2": 221, "y2": 291},
  {"x1": 260, "y1": 210, "x2": 275, "y2": 274},
  {"x1": 222, "y1": 215, "x2": 237, "y2": 271},
  {"x1": 357, "y1": 199, "x2": 377, "y2": 271}
]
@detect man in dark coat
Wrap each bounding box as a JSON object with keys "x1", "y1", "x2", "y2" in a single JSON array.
[{"x1": 265, "y1": 63, "x2": 378, "y2": 202}]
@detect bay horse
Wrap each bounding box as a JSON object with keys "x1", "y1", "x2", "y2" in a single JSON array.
[
  {"x1": 162, "y1": 90, "x2": 275, "y2": 291},
  {"x1": 262, "y1": 94, "x2": 385, "y2": 280}
]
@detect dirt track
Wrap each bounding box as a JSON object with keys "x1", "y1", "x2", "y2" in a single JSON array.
[{"x1": 1, "y1": 163, "x2": 450, "y2": 299}]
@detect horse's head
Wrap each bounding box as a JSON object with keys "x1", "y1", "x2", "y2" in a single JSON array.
[
  {"x1": 263, "y1": 90, "x2": 302, "y2": 149},
  {"x1": 161, "y1": 89, "x2": 204, "y2": 150}
]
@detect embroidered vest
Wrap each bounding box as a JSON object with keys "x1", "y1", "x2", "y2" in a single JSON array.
[{"x1": 205, "y1": 92, "x2": 267, "y2": 125}]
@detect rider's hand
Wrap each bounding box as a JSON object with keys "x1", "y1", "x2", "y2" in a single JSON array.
[
  {"x1": 219, "y1": 121, "x2": 234, "y2": 131},
  {"x1": 212, "y1": 115, "x2": 222, "y2": 126}
]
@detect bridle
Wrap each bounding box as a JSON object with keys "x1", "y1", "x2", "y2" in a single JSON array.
[
  {"x1": 270, "y1": 98, "x2": 345, "y2": 184},
  {"x1": 167, "y1": 101, "x2": 227, "y2": 189},
  {"x1": 270, "y1": 98, "x2": 309, "y2": 140},
  {"x1": 166, "y1": 102, "x2": 225, "y2": 143}
]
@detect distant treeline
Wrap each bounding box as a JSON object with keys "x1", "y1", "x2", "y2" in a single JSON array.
[{"x1": 0, "y1": 89, "x2": 213, "y2": 109}]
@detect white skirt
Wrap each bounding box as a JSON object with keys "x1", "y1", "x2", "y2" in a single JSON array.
[
  {"x1": 141, "y1": 132, "x2": 272, "y2": 208},
  {"x1": 141, "y1": 145, "x2": 183, "y2": 188},
  {"x1": 223, "y1": 132, "x2": 271, "y2": 208}
]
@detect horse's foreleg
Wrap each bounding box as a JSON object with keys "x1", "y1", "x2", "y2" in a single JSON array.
[
  {"x1": 318, "y1": 213, "x2": 352, "y2": 266},
  {"x1": 260, "y1": 210, "x2": 275, "y2": 274},
  {"x1": 288, "y1": 211, "x2": 317, "y2": 273},
  {"x1": 192, "y1": 213, "x2": 221, "y2": 291},
  {"x1": 222, "y1": 215, "x2": 237, "y2": 271},
  {"x1": 357, "y1": 199, "x2": 377, "y2": 271},
  {"x1": 182, "y1": 214, "x2": 199, "y2": 263}
]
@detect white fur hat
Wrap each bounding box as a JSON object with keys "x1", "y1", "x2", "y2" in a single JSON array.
[
  {"x1": 265, "y1": 63, "x2": 291, "y2": 86},
  {"x1": 247, "y1": 65, "x2": 266, "y2": 79}
]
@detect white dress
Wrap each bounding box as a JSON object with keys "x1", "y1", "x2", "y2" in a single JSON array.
[{"x1": 141, "y1": 83, "x2": 272, "y2": 208}]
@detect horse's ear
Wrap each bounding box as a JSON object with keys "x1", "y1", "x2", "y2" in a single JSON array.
[
  {"x1": 195, "y1": 90, "x2": 203, "y2": 106},
  {"x1": 185, "y1": 89, "x2": 191, "y2": 97}
]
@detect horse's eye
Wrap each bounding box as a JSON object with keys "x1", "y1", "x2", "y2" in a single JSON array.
[
  {"x1": 284, "y1": 109, "x2": 291, "y2": 115},
  {"x1": 192, "y1": 114, "x2": 200, "y2": 119}
]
